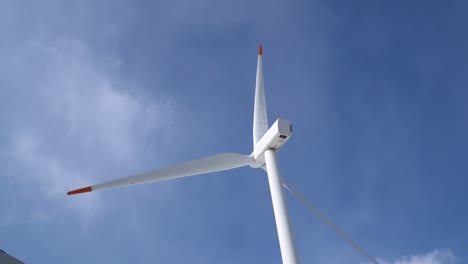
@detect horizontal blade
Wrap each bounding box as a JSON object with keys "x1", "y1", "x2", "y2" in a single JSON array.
[{"x1": 67, "y1": 153, "x2": 253, "y2": 195}]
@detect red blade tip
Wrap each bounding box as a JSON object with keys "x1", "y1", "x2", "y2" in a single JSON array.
[
  {"x1": 67, "y1": 186, "x2": 92, "y2": 195},
  {"x1": 258, "y1": 45, "x2": 262, "y2": 55}
]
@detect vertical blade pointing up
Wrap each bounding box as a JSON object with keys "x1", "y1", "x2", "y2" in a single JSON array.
[{"x1": 253, "y1": 45, "x2": 269, "y2": 146}]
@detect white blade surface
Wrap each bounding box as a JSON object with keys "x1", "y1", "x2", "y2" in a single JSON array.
[
  {"x1": 253, "y1": 45, "x2": 269, "y2": 146},
  {"x1": 68, "y1": 153, "x2": 253, "y2": 195}
]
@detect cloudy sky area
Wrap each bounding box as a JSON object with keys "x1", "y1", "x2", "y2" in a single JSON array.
[{"x1": 1, "y1": 0, "x2": 467, "y2": 263}]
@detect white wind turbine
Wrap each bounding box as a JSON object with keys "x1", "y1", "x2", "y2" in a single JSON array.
[
  {"x1": 68, "y1": 45, "x2": 299, "y2": 263},
  {"x1": 68, "y1": 46, "x2": 382, "y2": 264}
]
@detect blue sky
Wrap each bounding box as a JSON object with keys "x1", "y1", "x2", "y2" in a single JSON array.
[{"x1": 1, "y1": 0, "x2": 467, "y2": 263}]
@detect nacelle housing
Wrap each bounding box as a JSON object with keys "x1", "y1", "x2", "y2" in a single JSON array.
[{"x1": 250, "y1": 118, "x2": 292, "y2": 168}]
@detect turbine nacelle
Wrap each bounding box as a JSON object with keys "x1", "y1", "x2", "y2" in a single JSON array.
[{"x1": 250, "y1": 118, "x2": 292, "y2": 168}]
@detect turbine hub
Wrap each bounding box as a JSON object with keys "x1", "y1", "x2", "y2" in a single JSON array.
[{"x1": 250, "y1": 118, "x2": 292, "y2": 168}]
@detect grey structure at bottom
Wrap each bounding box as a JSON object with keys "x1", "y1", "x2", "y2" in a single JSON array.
[{"x1": 0, "y1": 249, "x2": 24, "y2": 264}]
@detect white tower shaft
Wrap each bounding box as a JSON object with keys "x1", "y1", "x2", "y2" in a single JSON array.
[{"x1": 264, "y1": 149, "x2": 299, "y2": 264}]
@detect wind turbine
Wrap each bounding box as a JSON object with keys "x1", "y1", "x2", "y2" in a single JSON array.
[{"x1": 68, "y1": 45, "x2": 300, "y2": 264}]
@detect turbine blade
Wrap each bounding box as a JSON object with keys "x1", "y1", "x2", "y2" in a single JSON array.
[
  {"x1": 282, "y1": 180, "x2": 380, "y2": 264},
  {"x1": 67, "y1": 153, "x2": 253, "y2": 195},
  {"x1": 253, "y1": 44, "x2": 269, "y2": 146}
]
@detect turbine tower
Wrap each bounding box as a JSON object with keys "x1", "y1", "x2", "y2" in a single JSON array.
[{"x1": 68, "y1": 45, "x2": 300, "y2": 264}]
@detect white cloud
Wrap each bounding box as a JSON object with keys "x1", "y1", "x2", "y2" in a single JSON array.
[
  {"x1": 4, "y1": 37, "x2": 174, "y2": 222},
  {"x1": 11, "y1": 131, "x2": 101, "y2": 220},
  {"x1": 376, "y1": 249, "x2": 457, "y2": 264}
]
